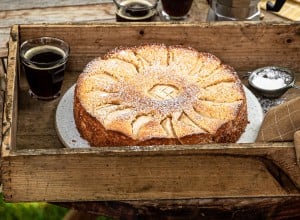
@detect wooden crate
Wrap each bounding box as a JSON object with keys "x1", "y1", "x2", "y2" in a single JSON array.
[{"x1": 1, "y1": 23, "x2": 300, "y2": 204}]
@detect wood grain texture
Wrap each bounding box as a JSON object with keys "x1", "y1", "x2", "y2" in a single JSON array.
[
  {"x1": 2, "y1": 143, "x2": 300, "y2": 202},
  {"x1": 18, "y1": 23, "x2": 300, "y2": 74},
  {"x1": 0, "y1": 0, "x2": 112, "y2": 11},
  {"x1": 0, "y1": 1, "x2": 115, "y2": 51},
  {"x1": 1, "y1": 25, "x2": 18, "y2": 157},
  {"x1": 0, "y1": 3, "x2": 115, "y2": 26},
  {"x1": 0, "y1": 28, "x2": 10, "y2": 57}
]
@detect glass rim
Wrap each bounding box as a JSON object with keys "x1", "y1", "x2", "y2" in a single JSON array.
[{"x1": 20, "y1": 36, "x2": 70, "y2": 66}]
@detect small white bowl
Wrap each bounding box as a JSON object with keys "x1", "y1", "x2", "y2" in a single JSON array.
[{"x1": 248, "y1": 66, "x2": 297, "y2": 98}]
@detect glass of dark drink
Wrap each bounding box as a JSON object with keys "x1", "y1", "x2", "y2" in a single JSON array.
[
  {"x1": 20, "y1": 37, "x2": 70, "y2": 100},
  {"x1": 113, "y1": 0, "x2": 158, "y2": 21},
  {"x1": 161, "y1": 0, "x2": 194, "y2": 20}
]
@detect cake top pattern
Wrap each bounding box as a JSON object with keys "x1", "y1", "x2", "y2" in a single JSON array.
[{"x1": 76, "y1": 44, "x2": 245, "y2": 141}]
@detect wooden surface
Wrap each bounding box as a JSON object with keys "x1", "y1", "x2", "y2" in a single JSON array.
[
  {"x1": 1, "y1": 1, "x2": 299, "y2": 219},
  {"x1": 1, "y1": 23, "x2": 300, "y2": 220},
  {"x1": 0, "y1": 0, "x2": 111, "y2": 10}
]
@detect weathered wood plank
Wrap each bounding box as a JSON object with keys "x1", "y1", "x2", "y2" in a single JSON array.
[
  {"x1": 0, "y1": 0, "x2": 112, "y2": 11},
  {"x1": 0, "y1": 28, "x2": 10, "y2": 53},
  {"x1": 19, "y1": 23, "x2": 300, "y2": 74},
  {"x1": 2, "y1": 144, "x2": 300, "y2": 202},
  {"x1": 16, "y1": 69, "x2": 76, "y2": 150},
  {"x1": 1, "y1": 25, "x2": 18, "y2": 157},
  {"x1": 0, "y1": 3, "x2": 115, "y2": 51},
  {"x1": 2, "y1": 146, "x2": 300, "y2": 201},
  {"x1": 0, "y1": 3, "x2": 115, "y2": 27}
]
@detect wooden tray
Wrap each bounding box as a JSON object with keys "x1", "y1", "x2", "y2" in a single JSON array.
[{"x1": 1, "y1": 23, "x2": 300, "y2": 204}]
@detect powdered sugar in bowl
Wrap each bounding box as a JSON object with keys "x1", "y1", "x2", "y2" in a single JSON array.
[{"x1": 248, "y1": 66, "x2": 299, "y2": 98}]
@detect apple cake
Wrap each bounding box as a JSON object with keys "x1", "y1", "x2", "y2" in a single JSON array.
[{"x1": 74, "y1": 44, "x2": 248, "y2": 147}]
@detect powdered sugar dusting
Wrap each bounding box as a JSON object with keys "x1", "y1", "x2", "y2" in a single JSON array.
[
  {"x1": 257, "y1": 96, "x2": 286, "y2": 113},
  {"x1": 76, "y1": 44, "x2": 246, "y2": 140},
  {"x1": 250, "y1": 67, "x2": 293, "y2": 90}
]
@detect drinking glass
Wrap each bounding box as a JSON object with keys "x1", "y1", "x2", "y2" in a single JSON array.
[
  {"x1": 20, "y1": 37, "x2": 70, "y2": 100},
  {"x1": 113, "y1": 0, "x2": 158, "y2": 21}
]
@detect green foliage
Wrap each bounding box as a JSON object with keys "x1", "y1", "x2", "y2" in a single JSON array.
[
  {"x1": 0, "y1": 193, "x2": 68, "y2": 220},
  {"x1": 0, "y1": 193, "x2": 113, "y2": 220}
]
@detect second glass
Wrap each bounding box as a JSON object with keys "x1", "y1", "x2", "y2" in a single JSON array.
[
  {"x1": 161, "y1": 0, "x2": 194, "y2": 20},
  {"x1": 113, "y1": 0, "x2": 158, "y2": 21}
]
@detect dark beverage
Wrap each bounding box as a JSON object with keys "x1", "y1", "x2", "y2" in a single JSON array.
[
  {"x1": 161, "y1": 0, "x2": 193, "y2": 19},
  {"x1": 115, "y1": 0, "x2": 157, "y2": 21},
  {"x1": 21, "y1": 45, "x2": 67, "y2": 100}
]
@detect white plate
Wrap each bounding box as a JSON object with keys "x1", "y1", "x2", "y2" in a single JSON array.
[{"x1": 55, "y1": 85, "x2": 263, "y2": 148}]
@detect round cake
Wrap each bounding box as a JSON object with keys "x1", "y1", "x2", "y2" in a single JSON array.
[{"x1": 74, "y1": 44, "x2": 248, "y2": 147}]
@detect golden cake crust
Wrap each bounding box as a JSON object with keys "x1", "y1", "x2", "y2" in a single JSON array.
[{"x1": 74, "y1": 44, "x2": 248, "y2": 147}]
